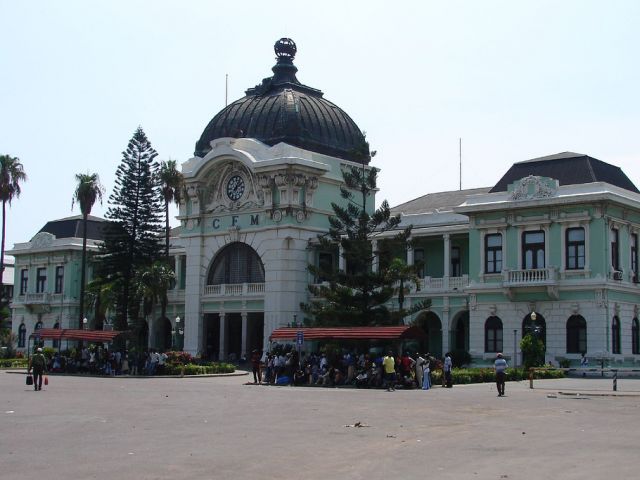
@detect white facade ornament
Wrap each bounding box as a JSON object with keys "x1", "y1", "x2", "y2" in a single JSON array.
[
  {"x1": 228, "y1": 226, "x2": 240, "y2": 243},
  {"x1": 509, "y1": 175, "x2": 558, "y2": 201},
  {"x1": 31, "y1": 232, "x2": 55, "y2": 249},
  {"x1": 272, "y1": 210, "x2": 283, "y2": 222}
]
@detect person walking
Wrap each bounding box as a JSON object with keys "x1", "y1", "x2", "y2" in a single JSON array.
[
  {"x1": 444, "y1": 352, "x2": 453, "y2": 388},
  {"x1": 580, "y1": 352, "x2": 588, "y2": 377},
  {"x1": 421, "y1": 355, "x2": 431, "y2": 390},
  {"x1": 383, "y1": 351, "x2": 396, "y2": 391},
  {"x1": 415, "y1": 353, "x2": 426, "y2": 389},
  {"x1": 250, "y1": 349, "x2": 262, "y2": 384},
  {"x1": 494, "y1": 353, "x2": 508, "y2": 396},
  {"x1": 29, "y1": 347, "x2": 47, "y2": 391}
]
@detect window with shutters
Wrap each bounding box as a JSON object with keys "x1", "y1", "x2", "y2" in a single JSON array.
[{"x1": 207, "y1": 242, "x2": 265, "y2": 285}]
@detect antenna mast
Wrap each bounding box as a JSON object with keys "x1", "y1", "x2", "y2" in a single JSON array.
[
  {"x1": 225, "y1": 74, "x2": 228, "y2": 107},
  {"x1": 459, "y1": 138, "x2": 462, "y2": 190}
]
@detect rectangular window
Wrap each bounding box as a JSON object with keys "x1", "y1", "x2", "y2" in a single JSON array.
[
  {"x1": 485, "y1": 234, "x2": 502, "y2": 274},
  {"x1": 611, "y1": 228, "x2": 620, "y2": 271},
  {"x1": 318, "y1": 252, "x2": 334, "y2": 282},
  {"x1": 414, "y1": 248, "x2": 425, "y2": 278},
  {"x1": 20, "y1": 269, "x2": 28, "y2": 295},
  {"x1": 566, "y1": 227, "x2": 585, "y2": 270},
  {"x1": 54, "y1": 266, "x2": 64, "y2": 294},
  {"x1": 36, "y1": 267, "x2": 47, "y2": 293},
  {"x1": 451, "y1": 246, "x2": 461, "y2": 277},
  {"x1": 631, "y1": 234, "x2": 638, "y2": 281},
  {"x1": 523, "y1": 231, "x2": 545, "y2": 269}
]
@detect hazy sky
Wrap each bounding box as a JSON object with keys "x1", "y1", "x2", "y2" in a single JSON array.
[{"x1": 1, "y1": 0, "x2": 639, "y2": 252}]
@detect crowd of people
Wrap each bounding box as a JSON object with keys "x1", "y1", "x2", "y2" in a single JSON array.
[
  {"x1": 251, "y1": 348, "x2": 455, "y2": 390},
  {"x1": 42, "y1": 347, "x2": 170, "y2": 376}
]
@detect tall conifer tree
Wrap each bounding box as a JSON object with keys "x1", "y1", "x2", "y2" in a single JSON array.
[
  {"x1": 99, "y1": 127, "x2": 163, "y2": 330},
  {"x1": 302, "y1": 148, "x2": 429, "y2": 326}
]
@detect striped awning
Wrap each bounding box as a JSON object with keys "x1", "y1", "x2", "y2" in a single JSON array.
[
  {"x1": 269, "y1": 326, "x2": 426, "y2": 341},
  {"x1": 30, "y1": 328, "x2": 125, "y2": 343}
]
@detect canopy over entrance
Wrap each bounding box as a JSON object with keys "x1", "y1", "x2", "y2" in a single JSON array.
[
  {"x1": 30, "y1": 328, "x2": 125, "y2": 343},
  {"x1": 269, "y1": 326, "x2": 426, "y2": 341}
]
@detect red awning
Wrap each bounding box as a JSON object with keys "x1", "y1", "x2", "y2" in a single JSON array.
[
  {"x1": 30, "y1": 328, "x2": 125, "y2": 343},
  {"x1": 269, "y1": 326, "x2": 426, "y2": 341}
]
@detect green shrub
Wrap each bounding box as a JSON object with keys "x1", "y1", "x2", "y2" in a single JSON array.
[
  {"x1": 163, "y1": 362, "x2": 235, "y2": 375},
  {"x1": 0, "y1": 358, "x2": 29, "y2": 368}
]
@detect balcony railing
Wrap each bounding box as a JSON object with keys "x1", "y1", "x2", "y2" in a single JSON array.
[
  {"x1": 415, "y1": 275, "x2": 469, "y2": 292},
  {"x1": 203, "y1": 283, "x2": 265, "y2": 297},
  {"x1": 503, "y1": 268, "x2": 556, "y2": 286},
  {"x1": 20, "y1": 292, "x2": 51, "y2": 304}
]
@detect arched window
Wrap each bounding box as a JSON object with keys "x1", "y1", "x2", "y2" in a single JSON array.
[
  {"x1": 611, "y1": 316, "x2": 621, "y2": 354},
  {"x1": 207, "y1": 242, "x2": 264, "y2": 285},
  {"x1": 566, "y1": 315, "x2": 587, "y2": 353},
  {"x1": 18, "y1": 324, "x2": 26, "y2": 348},
  {"x1": 53, "y1": 322, "x2": 60, "y2": 349},
  {"x1": 485, "y1": 316, "x2": 503, "y2": 353},
  {"x1": 632, "y1": 318, "x2": 639, "y2": 355}
]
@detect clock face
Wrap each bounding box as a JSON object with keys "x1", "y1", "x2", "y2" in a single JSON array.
[{"x1": 226, "y1": 175, "x2": 245, "y2": 201}]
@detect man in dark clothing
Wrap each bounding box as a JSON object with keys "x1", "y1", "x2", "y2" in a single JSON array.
[
  {"x1": 29, "y1": 348, "x2": 47, "y2": 391},
  {"x1": 250, "y1": 350, "x2": 262, "y2": 384}
]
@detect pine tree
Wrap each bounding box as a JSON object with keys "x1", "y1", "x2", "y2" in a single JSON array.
[
  {"x1": 302, "y1": 153, "x2": 429, "y2": 326},
  {"x1": 99, "y1": 127, "x2": 163, "y2": 330}
]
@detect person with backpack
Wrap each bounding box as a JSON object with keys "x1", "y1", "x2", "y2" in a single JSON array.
[{"x1": 29, "y1": 347, "x2": 47, "y2": 391}]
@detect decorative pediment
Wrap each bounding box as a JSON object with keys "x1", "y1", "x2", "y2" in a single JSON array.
[
  {"x1": 30, "y1": 232, "x2": 55, "y2": 249},
  {"x1": 508, "y1": 175, "x2": 558, "y2": 201},
  {"x1": 200, "y1": 161, "x2": 264, "y2": 213}
]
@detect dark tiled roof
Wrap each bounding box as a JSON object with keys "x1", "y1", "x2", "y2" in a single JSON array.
[
  {"x1": 37, "y1": 215, "x2": 107, "y2": 241},
  {"x1": 195, "y1": 39, "x2": 369, "y2": 163},
  {"x1": 490, "y1": 152, "x2": 639, "y2": 193},
  {"x1": 392, "y1": 187, "x2": 491, "y2": 214}
]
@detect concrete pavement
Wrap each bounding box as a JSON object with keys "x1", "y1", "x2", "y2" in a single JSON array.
[{"x1": 1, "y1": 373, "x2": 639, "y2": 479}]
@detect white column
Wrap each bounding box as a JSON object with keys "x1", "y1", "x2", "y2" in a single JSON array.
[
  {"x1": 338, "y1": 244, "x2": 346, "y2": 271},
  {"x1": 407, "y1": 240, "x2": 414, "y2": 266},
  {"x1": 241, "y1": 312, "x2": 248, "y2": 358},
  {"x1": 443, "y1": 234, "x2": 451, "y2": 290},
  {"x1": 219, "y1": 313, "x2": 226, "y2": 361},
  {"x1": 372, "y1": 240, "x2": 379, "y2": 273}
]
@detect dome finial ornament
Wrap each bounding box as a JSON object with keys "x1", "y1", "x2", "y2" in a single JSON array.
[{"x1": 274, "y1": 38, "x2": 297, "y2": 60}]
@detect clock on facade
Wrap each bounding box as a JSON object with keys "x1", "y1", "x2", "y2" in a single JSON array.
[{"x1": 226, "y1": 175, "x2": 245, "y2": 201}]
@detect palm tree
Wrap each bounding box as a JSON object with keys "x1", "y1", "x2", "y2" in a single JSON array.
[
  {"x1": 0, "y1": 155, "x2": 26, "y2": 289},
  {"x1": 135, "y1": 261, "x2": 175, "y2": 348},
  {"x1": 157, "y1": 160, "x2": 183, "y2": 257},
  {"x1": 72, "y1": 173, "x2": 104, "y2": 329}
]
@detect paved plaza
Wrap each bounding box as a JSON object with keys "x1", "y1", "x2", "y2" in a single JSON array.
[{"x1": 1, "y1": 372, "x2": 639, "y2": 480}]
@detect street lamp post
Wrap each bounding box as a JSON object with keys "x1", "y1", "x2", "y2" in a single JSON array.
[
  {"x1": 175, "y1": 316, "x2": 181, "y2": 351},
  {"x1": 82, "y1": 317, "x2": 88, "y2": 330},
  {"x1": 513, "y1": 329, "x2": 517, "y2": 367}
]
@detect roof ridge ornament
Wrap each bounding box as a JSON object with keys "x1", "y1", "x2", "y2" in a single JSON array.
[{"x1": 509, "y1": 175, "x2": 558, "y2": 201}]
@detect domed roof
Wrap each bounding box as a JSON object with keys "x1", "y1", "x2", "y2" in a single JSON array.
[{"x1": 195, "y1": 38, "x2": 370, "y2": 164}]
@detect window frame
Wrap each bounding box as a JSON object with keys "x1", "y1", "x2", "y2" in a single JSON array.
[
  {"x1": 566, "y1": 315, "x2": 587, "y2": 354},
  {"x1": 612, "y1": 316, "x2": 621, "y2": 354},
  {"x1": 632, "y1": 318, "x2": 639, "y2": 355},
  {"x1": 631, "y1": 233, "x2": 638, "y2": 281},
  {"x1": 18, "y1": 323, "x2": 26, "y2": 348},
  {"x1": 611, "y1": 227, "x2": 620, "y2": 271},
  {"x1": 20, "y1": 269, "x2": 28, "y2": 295},
  {"x1": 36, "y1": 267, "x2": 47, "y2": 293},
  {"x1": 484, "y1": 233, "x2": 503, "y2": 274},
  {"x1": 565, "y1": 227, "x2": 585, "y2": 270},
  {"x1": 484, "y1": 316, "x2": 503, "y2": 353},
  {"x1": 54, "y1": 266, "x2": 64, "y2": 294},
  {"x1": 451, "y1": 246, "x2": 461, "y2": 277},
  {"x1": 522, "y1": 230, "x2": 545, "y2": 269}
]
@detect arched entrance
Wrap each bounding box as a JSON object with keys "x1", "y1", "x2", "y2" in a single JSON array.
[
  {"x1": 155, "y1": 317, "x2": 172, "y2": 351},
  {"x1": 415, "y1": 311, "x2": 442, "y2": 358},
  {"x1": 207, "y1": 242, "x2": 265, "y2": 285},
  {"x1": 138, "y1": 320, "x2": 149, "y2": 349},
  {"x1": 522, "y1": 312, "x2": 546, "y2": 365},
  {"x1": 451, "y1": 310, "x2": 469, "y2": 352}
]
